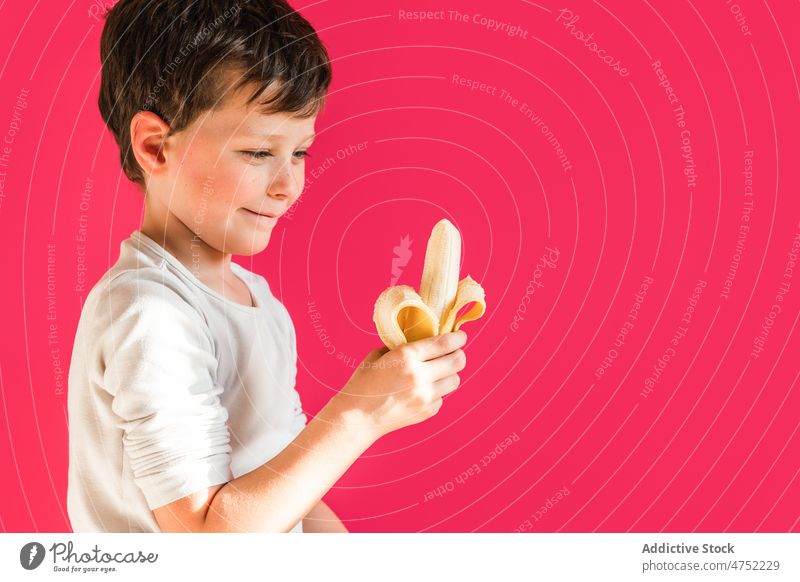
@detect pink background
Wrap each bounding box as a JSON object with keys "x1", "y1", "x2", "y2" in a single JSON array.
[{"x1": 1, "y1": 0, "x2": 799, "y2": 532}]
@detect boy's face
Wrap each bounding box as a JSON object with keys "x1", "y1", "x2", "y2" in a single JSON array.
[{"x1": 158, "y1": 82, "x2": 316, "y2": 257}]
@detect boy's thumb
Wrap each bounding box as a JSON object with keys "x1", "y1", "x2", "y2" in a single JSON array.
[{"x1": 365, "y1": 346, "x2": 390, "y2": 363}]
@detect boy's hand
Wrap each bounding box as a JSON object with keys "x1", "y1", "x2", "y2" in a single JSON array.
[{"x1": 330, "y1": 330, "x2": 468, "y2": 441}]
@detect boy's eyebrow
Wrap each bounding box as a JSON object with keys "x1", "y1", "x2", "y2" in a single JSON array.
[{"x1": 240, "y1": 130, "x2": 316, "y2": 141}]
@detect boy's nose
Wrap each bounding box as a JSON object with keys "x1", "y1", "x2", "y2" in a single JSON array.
[{"x1": 268, "y1": 166, "x2": 301, "y2": 201}]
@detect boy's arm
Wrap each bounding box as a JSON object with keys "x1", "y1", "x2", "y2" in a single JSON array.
[
  {"x1": 152, "y1": 398, "x2": 372, "y2": 533},
  {"x1": 303, "y1": 499, "x2": 348, "y2": 533},
  {"x1": 151, "y1": 334, "x2": 466, "y2": 533}
]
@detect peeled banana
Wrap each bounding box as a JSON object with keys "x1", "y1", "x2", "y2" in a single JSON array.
[{"x1": 373, "y1": 218, "x2": 486, "y2": 349}]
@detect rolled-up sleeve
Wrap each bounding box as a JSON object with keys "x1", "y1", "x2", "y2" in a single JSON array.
[{"x1": 100, "y1": 273, "x2": 233, "y2": 510}]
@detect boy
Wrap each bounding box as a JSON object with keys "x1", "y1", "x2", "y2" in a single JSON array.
[{"x1": 67, "y1": 0, "x2": 467, "y2": 533}]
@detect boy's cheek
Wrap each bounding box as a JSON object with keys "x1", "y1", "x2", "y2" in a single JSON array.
[{"x1": 183, "y1": 158, "x2": 235, "y2": 203}]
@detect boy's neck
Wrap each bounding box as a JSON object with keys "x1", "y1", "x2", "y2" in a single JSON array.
[{"x1": 140, "y1": 197, "x2": 233, "y2": 284}]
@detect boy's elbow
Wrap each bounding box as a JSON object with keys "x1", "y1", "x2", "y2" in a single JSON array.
[
  {"x1": 153, "y1": 483, "x2": 226, "y2": 533},
  {"x1": 202, "y1": 486, "x2": 299, "y2": 533}
]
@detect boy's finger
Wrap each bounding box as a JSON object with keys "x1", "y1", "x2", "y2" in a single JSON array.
[
  {"x1": 432, "y1": 373, "x2": 461, "y2": 398},
  {"x1": 423, "y1": 348, "x2": 466, "y2": 381},
  {"x1": 405, "y1": 331, "x2": 467, "y2": 361},
  {"x1": 365, "y1": 347, "x2": 389, "y2": 363}
]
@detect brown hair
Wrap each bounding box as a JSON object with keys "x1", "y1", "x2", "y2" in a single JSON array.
[{"x1": 98, "y1": 0, "x2": 332, "y2": 187}]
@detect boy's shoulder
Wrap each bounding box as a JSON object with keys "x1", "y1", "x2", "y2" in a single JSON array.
[
  {"x1": 77, "y1": 262, "x2": 217, "y2": 363},
  {"x1": 82, "y1": 233, "x2": 204, "y2": 318},
  {"x1": 87, "y1": 265, "x2": 195, "y2": 307}
]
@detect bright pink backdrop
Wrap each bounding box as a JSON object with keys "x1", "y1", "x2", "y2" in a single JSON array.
[{"x1": 1, "y1": 0, "x2": 799, "y2": 532}]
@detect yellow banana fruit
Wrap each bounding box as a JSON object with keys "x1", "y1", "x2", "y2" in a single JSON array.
[{"x1": 373, "y1": 218, "x2": 486, "y2": 349}]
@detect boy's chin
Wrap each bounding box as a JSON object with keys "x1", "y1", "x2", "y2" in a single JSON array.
[{"x1": 230, "y1": 231, "x2": 271, "y2": 255}]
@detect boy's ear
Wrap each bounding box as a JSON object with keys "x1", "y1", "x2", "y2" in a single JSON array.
[{"x1": 129, "y1": 111, "x2": 171, "y2": 180}]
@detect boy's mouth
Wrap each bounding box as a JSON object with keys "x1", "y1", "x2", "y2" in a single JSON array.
[{"x1": 242, "y1": 208, "x2": 279, "y2": 219}]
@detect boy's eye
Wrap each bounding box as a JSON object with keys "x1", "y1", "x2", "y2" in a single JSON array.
[
  {"x1": 240, "y1": 150, "x2": 311, "y2": 161},
  {"x1": 242, "y1": 150, "x2": 272, "y2": 160}
]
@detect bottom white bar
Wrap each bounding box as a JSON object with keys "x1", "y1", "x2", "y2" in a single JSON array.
[{"x1": 1, "y1": 533, "x2": 797, "y2": 581}]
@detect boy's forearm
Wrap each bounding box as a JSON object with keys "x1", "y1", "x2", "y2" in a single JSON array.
[
  {"x1": 303, "y1": 499, "x2": 349, "y2": 533},
  {"x1": 202, "y1": 400, "x2": 374, "y2": 533}
]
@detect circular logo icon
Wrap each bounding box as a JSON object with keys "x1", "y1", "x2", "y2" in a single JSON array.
[{"x1": 20, "y1": 542, "x2": 46, "y2": 570}]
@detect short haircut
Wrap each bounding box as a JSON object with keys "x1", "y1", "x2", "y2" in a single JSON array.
[{"x1": 98, "y1": 0, "x2": 332, "y2": 187}]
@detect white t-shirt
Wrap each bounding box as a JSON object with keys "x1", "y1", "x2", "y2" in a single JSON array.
[{"x1": 67, "y1": 230, "x2": 307, "y2": 532}]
